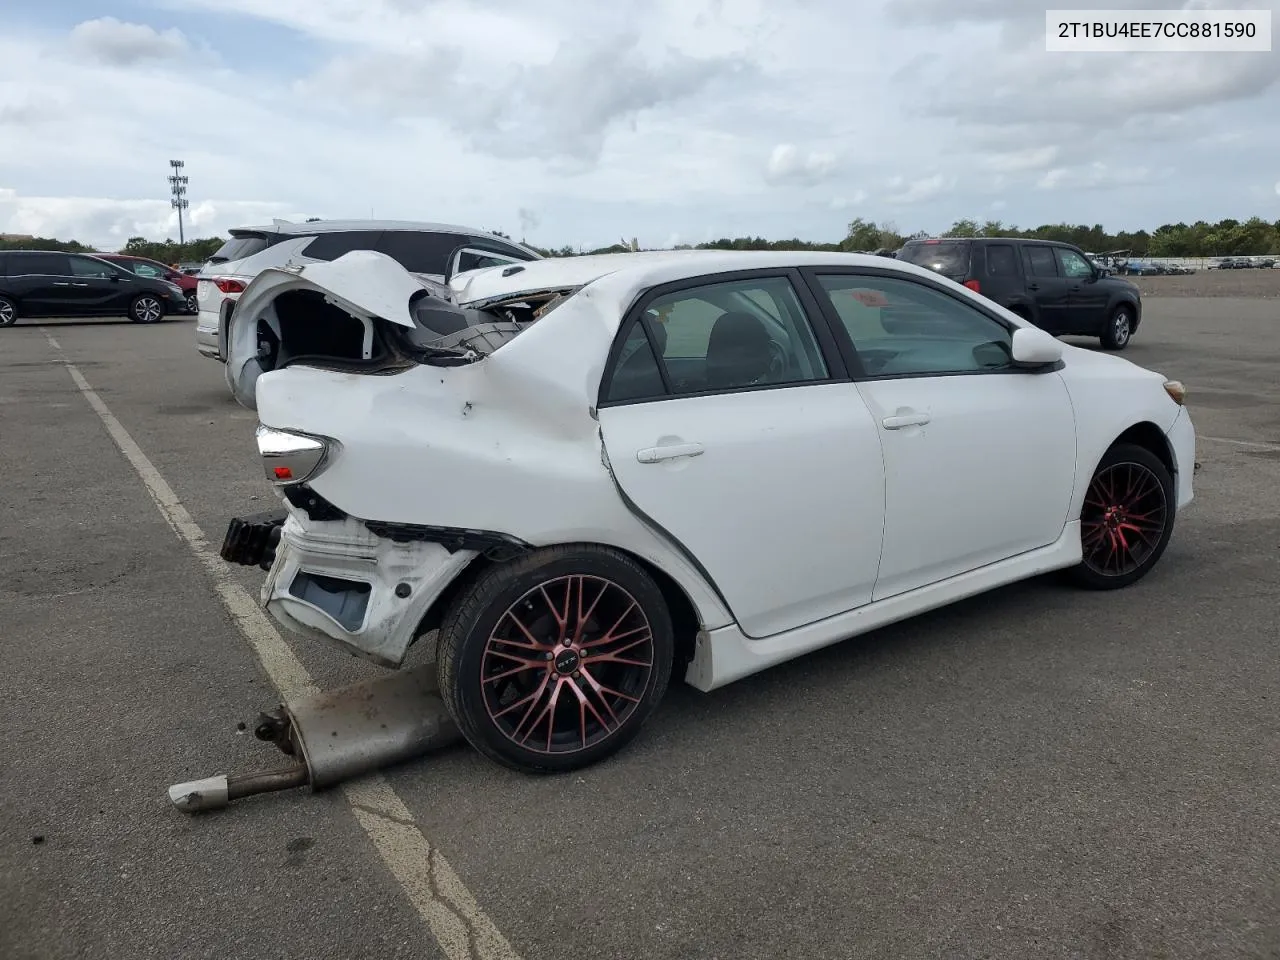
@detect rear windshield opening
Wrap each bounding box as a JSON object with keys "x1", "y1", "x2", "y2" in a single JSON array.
[
  {"x1": 898, "y1": 241, "x2": 972, "y2": 276},
  {"x1": 255, "y1": 289, "x2": 387, "y2": 375}
]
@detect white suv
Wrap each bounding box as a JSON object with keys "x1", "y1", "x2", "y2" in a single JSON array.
[{"x1": 195, "y1": 219, "x2": 541, "y2": 361}]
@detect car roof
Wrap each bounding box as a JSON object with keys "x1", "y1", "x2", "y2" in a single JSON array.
[
  {"x1": 451, "y1": 248, "x2": 968, "y2": 307},
  {"x1": 233, "y1": 218, "x2": 536, "y2": 246}
]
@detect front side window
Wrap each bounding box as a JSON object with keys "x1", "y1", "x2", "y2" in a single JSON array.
[
  {"x1": 456, "y1": 249, "x2": 520, "y2": 273},
  {"x1": 377, "y1": 232, "x2": 467, "y2": 275},
  {"x1": 602, "y1": 276, "x2": 829, "y2": 402},
  {"x1": 816, "y1": 274, "x2": 1013, "y2": 377},
  {"x1": 69, "y1": 256, "x2": 122, "y2": 278},
  {"x1": 1056, "y1": 248, "x2": 1094, "y2": 278}
]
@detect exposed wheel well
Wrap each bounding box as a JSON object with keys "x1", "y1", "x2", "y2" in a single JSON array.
[
  {"x1": 1109, "y1": 421, "x2": 1175, "y2": 475},
  {"x1": 413, "y1": 544, "x2": 704, "y2": 672}
]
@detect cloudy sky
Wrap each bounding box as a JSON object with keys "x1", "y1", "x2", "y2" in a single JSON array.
[{"x1": 2, "y1": 0, "x2": 1278, "y2": 250}]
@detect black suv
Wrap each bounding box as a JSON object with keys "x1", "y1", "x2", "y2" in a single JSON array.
[
  {"x1": 0, "y1": 250, "x2": 189, "y2": 327},
  {"x1": 897, "y1": 237, "x2": 1143, "y2": 350}
]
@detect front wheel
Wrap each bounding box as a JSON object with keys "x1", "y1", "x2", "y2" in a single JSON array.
[
  {"x1": 1100, "y1": 305, "x2": 1134, "y2": 350},
  {"x1": 1070, "y1": 443, "x2": 1175, "y2": 590},
  {"x1": 131, "y1": 295, "x2": 165, "y2": 324},
  {"x1": 437, "y1": 545, "x2": 674, "y2": 774}
]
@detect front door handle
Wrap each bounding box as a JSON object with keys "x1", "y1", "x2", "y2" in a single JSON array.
[
  {"x1": 637, "y1": 442, "x2": 705, "y2": 464},
  {"x1": 52, "y1": 282, "x2": 70, "y2": 287},
  {"x1": 1027, "y1": 282, "x2": 1040, "y2": 291},
  {"x1": 882, "y1": 413, "x2": 931, "y2": 430},
  {"x1": 71, "y1": 282, "x2": 90, "y2": 287}
]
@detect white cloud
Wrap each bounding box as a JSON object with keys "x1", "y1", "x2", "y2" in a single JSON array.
[
  {"x1": 0, "y1": 189, "x2": 305, "y2": 248},
  {"x1": 829, "y1": 191, "x2": 868, "y2": 211},
  {"x1": 1, "y1": 1, "x2": 1279, "y2": 249},
  {"x1": 885, "y1": 174, "x2": 955, "y2": 205},
  {"x1": 982, "y1": 146, "x2": 1058, "y2": 174},
  {"x1": 764, "y1": 144, "x2": 839, "y2": 186},
  {"x1": 1035, "y1": 163, "x2": 1155, "y2": 191},
  {"x1": 69, "y1": 17, "x2": 189, "y2": 65}
]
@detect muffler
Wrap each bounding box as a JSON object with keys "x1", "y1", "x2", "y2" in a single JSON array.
[{"x1": 168, "y1": 664, "x2": 461, "y2": 812}]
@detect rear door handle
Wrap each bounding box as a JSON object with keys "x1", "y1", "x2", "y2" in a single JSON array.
[
  {"x1": 882, "y1": 413, "x2": 931, "y2": 430},
  {"x1": 71, "y1": 282, "x2": 90, "y2": 287},
  {"x1": 1027, "y1": 283, "x2": 1040, "y2": 291},
  {"x1": 52, "y1": 282, "x2": 70, "y2": 287},
  {"x1": 637, "y1": 442, "x2": 705, "y2": 463}
]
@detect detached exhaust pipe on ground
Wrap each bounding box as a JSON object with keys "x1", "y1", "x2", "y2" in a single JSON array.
[{"x1": 167, "y1": 664, "x2": 462, "y2": 813}]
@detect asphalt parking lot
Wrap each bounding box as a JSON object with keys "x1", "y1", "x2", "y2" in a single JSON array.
[{"x1": 2, "y1": 293, "x2": 1278, "y2": 960}]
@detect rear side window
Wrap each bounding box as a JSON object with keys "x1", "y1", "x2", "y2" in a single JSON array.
[
  {"x1": 1023, "y1": 246, "x2": 1058, "y2": 277},
  {"x1": 603, "y1": 276, "x2": 829, "y2": 401},
  {"x1": 985, "y1": 244, "x2": 1019, "y2": 277},
  {"x1": 376, "y1": 232, "x2": 468, "y2": 275},
  {"x1": 10, "y1": 252, "x2": 70, "y2": 275},
  {"x1": 898, "y1": 241, "x2": 971, "y2": 277},
  {"x1": 604, "y1": 322, "x2": 668, "y2": 403},
  {"x1": 303, "y1": 231, "x2": 385, "y2": 261}
]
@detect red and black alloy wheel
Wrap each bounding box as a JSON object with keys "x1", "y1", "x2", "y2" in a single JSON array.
[
  {"x1": 1073, "y1": 442, "x2": 1175, "y2": 590},
  {"x1": 437, "y1": 546, "x2": 674, "y2": 773}
]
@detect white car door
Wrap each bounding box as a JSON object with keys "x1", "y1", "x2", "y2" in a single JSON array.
[
  {"x1": 805, "y1": 270, "x2": 1078, "y2": 601},
  {"x1": 596, "y1": 272, "x2": 886, "y2": 640}
]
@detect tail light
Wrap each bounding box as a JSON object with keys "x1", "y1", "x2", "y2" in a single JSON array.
[
  {"x1": 214, "y1": 277, "x2": 248, "y2": 295},
  {"x1": 256, "y1": 425, "x2": 337, "y2": 486},
  {"x1": 963, "y1": 279, "x2": 981, "y2": 293}
]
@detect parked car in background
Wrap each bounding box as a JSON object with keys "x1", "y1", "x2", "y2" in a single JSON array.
[
  {"x1": 178, "y1": 261, "x2": 207, "y2": 276},
  {"x1": 896, "y1": 236, "x2": 1143, "y2": 349},
  {"x1": 217, "y1": 248, "x2": 1195, "y2": 774},
  {"x1": 196, "y1": 219, "x2": 543, "y2": 362},
  {"x1": 0, "y1": 250, "x2": 188, "y2": 326},
  {"x1": 96, "y1": 253, "x2": 198, "y2": 314}
]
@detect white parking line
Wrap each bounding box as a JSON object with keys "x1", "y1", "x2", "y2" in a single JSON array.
[
  {"x1": 41, "y1": 329, "x2": 521, "y2": 960},
  {"x1": 1200, "y1": 435, "x2": 1280, "y2": 451}
]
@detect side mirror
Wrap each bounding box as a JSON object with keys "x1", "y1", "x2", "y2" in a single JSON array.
[{"x1": 1010, "y1": 326, "x2": 1063, "y2": 367}]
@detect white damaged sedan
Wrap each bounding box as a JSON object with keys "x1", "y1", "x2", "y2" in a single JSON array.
[{"x1": 220, "y1": 249, "x2": 1196, "y2": 773}]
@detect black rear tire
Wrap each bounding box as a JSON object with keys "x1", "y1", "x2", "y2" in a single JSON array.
[
  {"x1": 0, "y1": 296, "x2": 17, "y2": 327},
  {"x1": 1070, "y1": 442, "x2": 1175, "y2": 590},
  {"x1": 437, "y1": 545, "x2": 674, "y2": 774}
]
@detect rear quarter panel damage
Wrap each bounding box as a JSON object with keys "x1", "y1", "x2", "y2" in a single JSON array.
[{"x1": 253, "y1": 289, "x2": 734, "y2": 643}]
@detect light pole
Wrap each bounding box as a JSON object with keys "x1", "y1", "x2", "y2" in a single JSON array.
[{"x1": 168, "y1": 159, "x2": 189, "y2": 248}]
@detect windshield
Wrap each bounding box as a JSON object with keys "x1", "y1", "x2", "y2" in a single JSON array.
[{"x1": 898, "y1": 240, "x2": 972, "y2": 277}]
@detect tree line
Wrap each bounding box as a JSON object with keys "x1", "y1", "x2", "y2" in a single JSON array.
[{"x1": 5, "y1": 214, "x2": 1278, "y2": 263}]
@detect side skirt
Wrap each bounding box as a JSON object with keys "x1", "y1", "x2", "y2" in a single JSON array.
[{"x1": 684, "y1": 521, "x2": 1082, "y2": 692}]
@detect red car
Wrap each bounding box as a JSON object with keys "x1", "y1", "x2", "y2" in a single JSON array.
[{"x1": 95, "y1": 254, "x2": 198, "y2": 315}]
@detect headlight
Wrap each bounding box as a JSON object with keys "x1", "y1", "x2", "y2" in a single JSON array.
[{"x1": 1163, "y1": 380, "x2": 1186, "y2": 405}]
